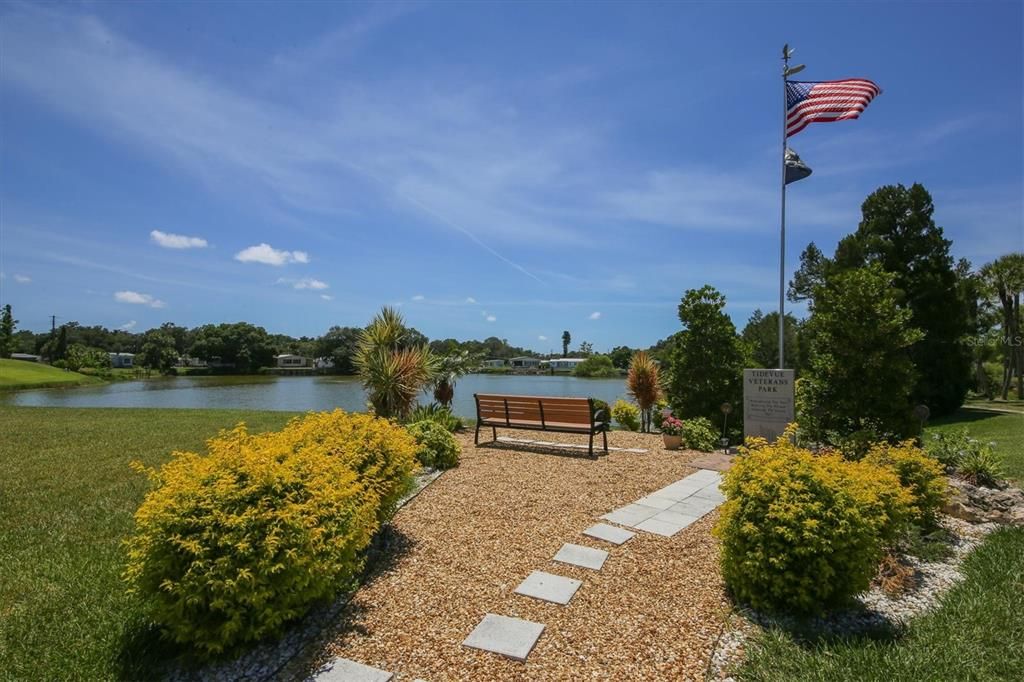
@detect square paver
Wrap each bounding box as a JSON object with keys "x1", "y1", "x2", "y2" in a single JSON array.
[
  {"x1": 584, "y1": 522, "x2": 636, "y2": 545},
  {"x1": 685, "y1": 469, "x2": 721, "y2": 485},
  {"x1": 553, "y1": 543, "x2": 609, "y2": 570},
  {"x1": 601, "y1": 503, "x2": 660, "y2": 526},
  {"x1": 514, "y1": 570, "x2": 582, "y2": 605},
  {"x1": 635, "y1": 495, "x2": 677, "y2": 510},
  {"x1": 463, "y1": 614, "x2": 545, "y2": 661},
  {"x1": 650, "y1": 509, "x2": 699, "y2": 527},
  {"x1": 315, "y1": 657, "x2": 393, "y2": 682},
  {"x1": 693, "y1": 485, "x2": 726, "y2": 502},
  {"x1": 634, "y1": 517, "x2": 686, "y2": 537},
  {"x1": 669, "y1": 498, "x2": 719, "y2": 517}
]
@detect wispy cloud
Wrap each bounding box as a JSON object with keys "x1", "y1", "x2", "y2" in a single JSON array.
[
  {"x1": 411, "y1": 294, "x2": 425, "y2": 301},
  {"x1": 150, "y1": 229, "x2": 207, "y2": 249},
  {"x1": 320, "y1": 294, "x2": 334, "y2": 301},
  {"x1": 486, "y1": 315, "x2": 497, "y2": 322},
  {"x1": 114, "y1": 290, "x2": 165, "y2": 308},
  {"x1": 13, "y1": 274, "x2": 31, "y2": 283},
  {"x1": 538, "y1": 335, "x2": 548, "y2": 341},
  {"x1": 465, "y1": 297, "x2": 477, "y2": 304},
  {"x1": 589, "y1": 311, "x2": 602, "y2": 320},
  {"x1": 118, "y1": 320, "x2": 137, "y2": 330},
  {"x1": 235, "y1": 243, "x2": 309, "y2": 266},
  {"x1": 276, "y1": 277, "x2": 328, "y2": 290}
]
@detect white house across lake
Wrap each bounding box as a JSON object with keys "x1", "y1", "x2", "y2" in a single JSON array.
[
  {"x1": 549, "y1": 358, "x2": 585, "y2": 372},
  {"x1": 509, "y1": 356, "x2": 541, "y2": 369},
  {"x1": 481, "y1": 359, "x2": 506, "y2": 369},
  {"x1": 109, "y1": 352, "x2": 135, "y2": 368},
  {"x1": 275, "y1": 354, "x2": 311, "y2": 368}
]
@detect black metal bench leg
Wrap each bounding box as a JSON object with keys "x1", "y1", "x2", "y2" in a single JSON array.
[
  {"x1": 602, "y1": 428, "x2": 608, "y2": 454},
  {"x1": 492, "y1": 425, "x2": 497, "y2": 443},
  {"x1": 475, "y1": 421, "x2": 480, "y2": 445},
  {"x1": 589, "y1": 431, "x2": 594, "y2": 458}
]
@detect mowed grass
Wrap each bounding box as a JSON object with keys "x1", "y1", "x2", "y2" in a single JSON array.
[
  {"x1": 737, "y1": 526, "x2": 1024, "y2": 681},
  {"x1": 0, "y1": 358, "x2": 102, "y2": 390},
  {"x1": 927, "y1": 407, "x2": 1024, "y2": 482},
  {"x1": 0, "y1": 406, "x2": 299, "y2": 680}
]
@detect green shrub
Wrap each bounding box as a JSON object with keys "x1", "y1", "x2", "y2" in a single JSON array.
[
  {"x1": 928, "y1": 428, "x2": 1005, "y2": 487},
  {"x1": 408, "y1": 403, "x2": 464, "y2": 432},
  {"x1": 612, "y1": 399, "x2": 641, "y2": 431},
  {"x1": 715, "y1": 430, "x2": 912, "y2": 614},
  {"x1": 681, "y1": 416, "x2": 719, "y2": 451},
  {"x1": 959, "y1": 445, "x2": 1005, "y2": 487},
  {"x1": 407, "y1": 420, "x2": 460, "y2": 469},
  {"x1": 123, "y1": 413, "x2": 400, "y2": 656},
  {"x1": 863, "y1": 440, "x2": 948, "y2": 527},
  {"x1": 572, "y1": 355, "x2": 618, "y2": 378}
]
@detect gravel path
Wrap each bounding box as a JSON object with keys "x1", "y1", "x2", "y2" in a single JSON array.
[{"x1": 307, "y1": 430, "x2": 730, "y2": 681}]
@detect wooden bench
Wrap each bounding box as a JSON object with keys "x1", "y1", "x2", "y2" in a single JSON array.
[{"x1": 473, "y1": 393, "x2": 609, "y2": 457}]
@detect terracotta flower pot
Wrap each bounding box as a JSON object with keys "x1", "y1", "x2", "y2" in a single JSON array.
[{"x1": 662, "y1": 434, "x2": 682, "y2": 450}]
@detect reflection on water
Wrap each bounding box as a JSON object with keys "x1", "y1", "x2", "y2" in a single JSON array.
[{"x1": 0, "y1": 374, "x2": 629, "y2": 419}]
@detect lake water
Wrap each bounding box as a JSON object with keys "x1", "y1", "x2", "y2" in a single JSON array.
[{"x1": 0, "y1": 374, "x2": 629, "y2": 419}]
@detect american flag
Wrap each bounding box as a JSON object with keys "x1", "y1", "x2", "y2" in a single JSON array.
[{"x1": 786, "y1": 79, "x2": 881, "y2": 137}]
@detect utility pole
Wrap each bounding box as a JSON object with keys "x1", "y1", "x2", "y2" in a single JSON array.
[{"x1": 51, "y1": 315, "x2": 57, "y2": 334}]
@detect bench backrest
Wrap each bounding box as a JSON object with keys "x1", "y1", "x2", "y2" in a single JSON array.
[{"x1": 474, "y1": 394, "x2": 594, "y2": 426}]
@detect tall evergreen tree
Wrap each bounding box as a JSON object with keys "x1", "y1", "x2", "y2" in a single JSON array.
[
  {"x1": 0, "y1": 305, "x2": 16, "y2": 358},
  {"x1": 561, "y1": 330, "x2": 571, "y2": 356},
  {"x1": 796, "y1": 183, "x2": 972, "y2": 415},
  {"x1": 741, "y1": 309, "x2": 801, "y2": 372},
  {"x1": 666, "y1": 286, "x2": 745, "y2": 424},
  {"x1": 802, "y1": 265, "x2": 923, "y2": 442}
]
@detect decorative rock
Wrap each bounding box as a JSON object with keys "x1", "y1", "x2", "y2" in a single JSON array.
[
  {"x1": 553, "y1": 543, "x2": 609, "y2": 570},
  {"x1": 583, "y1": 522, "x2": 636, "y2": 545},
  {"x1": 463, "y1": 613, "x2": 545, "y2": 661},
  {"x1": 943, "y1": 478, "x2": 1024, "y2": 525},
  {"x1": 315, "y1": 657, "x2": 393, "y2": 682},
  {"x1": 514, "y1": 570, "x2": 582, "y2": 605}
]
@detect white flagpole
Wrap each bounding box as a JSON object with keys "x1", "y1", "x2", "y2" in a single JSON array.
[{"x1": 778, "y1": 45, "x2": 790, "y2": 370}]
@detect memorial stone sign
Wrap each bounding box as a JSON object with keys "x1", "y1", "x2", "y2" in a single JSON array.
[{"x1": 743, "y1": 369, "x2": 795, "y2": 441}]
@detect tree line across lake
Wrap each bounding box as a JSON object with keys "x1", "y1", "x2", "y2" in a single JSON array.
[{"x1": 1, "y1": 183, "x2": 1021, "y2": 438}]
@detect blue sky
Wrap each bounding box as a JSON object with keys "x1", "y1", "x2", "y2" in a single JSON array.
[{"x1": 1, "y1": 1, "x2": 1021, "y2": 352}]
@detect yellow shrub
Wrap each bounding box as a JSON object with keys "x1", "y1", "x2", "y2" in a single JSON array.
[
  {"x1": 261, "y1": 410, "x2": 420, "y2": 522},
  {"x1": 123, "y1": 410, "x2": 419, "y2": 656},
  {"x1": 715, "y1": 432, "x2": 912, "y2": 613},
  {"x1": 863, "y1": 440, "x2": 948, "y2": 527}
]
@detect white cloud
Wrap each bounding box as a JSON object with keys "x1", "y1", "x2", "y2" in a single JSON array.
[
  {"x1": 589, "y1": 311, "x2": 602, "y2": 320},
  {"x1": 235, "y1": 243, "x2": 309, "y2": 266},
  {"x1": 13, "y1": 274, "x2": 31, "y2": 283},
  {"x1": 411, "y1": 294, "x2": 425, "y2": 301},
  {"x1": 150, "y1": 229, "x2": 207, "y2": 249},
  {"x1": 114, "y1": 290, "x2": 165, "y2": 308},
  {"x1": 277, "y1": 277, "x2": 328, "y2": 290},
  {"x1": 118, "y1": 320, "x2": 137, "y2": 330},
  {"x1": 486, "y1": 315, "x2": 497, "y2": 322},
  {"x1": 538, "y1": 335, "x2": 548, "y2": 341},
  {"x1": 465, "y1": 297, "x2": 477, "y2": 304},
  {"x1": 320, "y1": 294, "x2": 334, "y2": 301}
]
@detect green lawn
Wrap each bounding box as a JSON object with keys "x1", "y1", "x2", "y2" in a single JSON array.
[
  {"x1": 0, "y1": 358, "x2": 102, "y2": 390},
  {"x1": 737, "y1": 526, "x2": 1024, "y2": 681},
  {"x1": 927, "y1": 408, "x2": 1024, "y2": 482},
  {"x1": 0, "y1": 406, "x2": 299, "y2": 680}
]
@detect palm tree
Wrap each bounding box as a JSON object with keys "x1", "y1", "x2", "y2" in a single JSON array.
[
  {"x1": 433, "y1": 350, "x2": 479, "y2": 408},
  {"x1": 627, "y1": 351, "x2": 661, "y2": 432},
  {"x1": 355, "y1": 307, "x2": 437, "y2": 419},
  {"x1": 561, "y1": 331, "x2": 571, "y2": 357}
]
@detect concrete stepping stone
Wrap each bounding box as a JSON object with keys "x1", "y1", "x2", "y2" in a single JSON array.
[
  {"x1": 315, "y1": 657, "x2": 393, "y2": 681},
  {"x1": 553, "y1": 542, "x2": 608, "y2": 570},
  {"x1": 634, "y1": 517, "x2": 687, "y2": 537},
  {"x1": 602, "y1": 502, "x2": 660, "y2": 526},
  {"x1": 583, "y1": 522, "x2": 635, "y2": 545},
  {"x1": 463, "y1": 613, "x2": 545, "y2": 661},
  {"x1": 514, "y1": 570, "x2": 582, "y2": 605}
]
